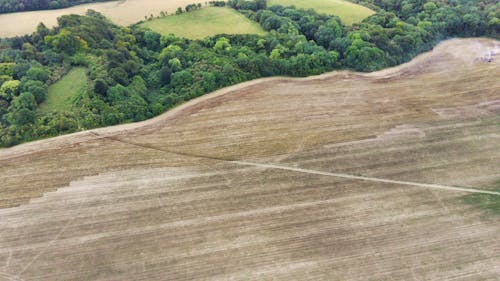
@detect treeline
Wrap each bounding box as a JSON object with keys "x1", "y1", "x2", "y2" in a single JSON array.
[
  {"x1": 231, "y1": 0, "x2": 499, "y2": 70},
  {"x1": 0, "y1": 0, "x2": 114, "y2": 14},
  {"x1": 351, "y1": 0, "x2": 499, "y2": 38},
  {"x1": 0, "y1": 0, "x2": 498, "y2": 146},
  {"x1": 0, "y1": 9, "x2": 339, "y2": 146}
]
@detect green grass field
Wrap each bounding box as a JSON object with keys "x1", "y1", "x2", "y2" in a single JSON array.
[
  {"x1": 39, "y1": 67, "x2": 87, "y2": 113},
  {"x1": 140, "y1": 7, "x2": 267, "y2": 39},
  {"x1": 268, "y1": 0, "x2": 375, "y2": 25}
]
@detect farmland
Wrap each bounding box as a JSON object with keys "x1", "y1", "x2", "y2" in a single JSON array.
[
  {"x1": 39, "y1": 67, "x2": 88, "y2": 113},
  {"x1": 140, "y1": 7, "x2": 266, "y2": 40},
  {"x1": 0, "y1": 0, "x2": 207, "y2": 37},
  {"x1": 0, "y1": 0, "x2": 375, "y2": 37},
  {"x1": 267, "y1": 0, "x2": 375, "y2": 25},
  {"x1": 0, "y1": 38, "x2": 499, "y2": 280}
]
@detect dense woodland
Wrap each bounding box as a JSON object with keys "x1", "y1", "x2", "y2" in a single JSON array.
[
  {"x1": 0, "y1": 0, "x2": 114, "y2": 13},
  {"x1": 0, "y1": 0, "x2": 499, "y2": 146}
]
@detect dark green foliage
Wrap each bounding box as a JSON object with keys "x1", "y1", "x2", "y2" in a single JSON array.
[
  {"x1": 25, "y1": 67, "x2": 50, "y2": 82},
  {"x1": 353, "y1": 0, "x2": 499, "y2": 39},
  {"x1": 0, "y1": 62, "x2": 15, "y2": 76},
  {"x1": 158, "y1": 66, "x2": 172, "y2": 86},
  {"x1": 0, "y1": 0, "x2": 115, "y2": 14},
  {"x1": 185, "y1": 3, "x2": 202, "y2": 12},
  {"x1": 228, "y1": 0, "x2": 267, "y2": 12},
  {"x1": 93, "y1": 79, "x2": 108, "y2": 96},
  {"x1": 209, "y1": 1, "x2": 226, "y2": 7},
  {"x1": 20, "y1": 80, "x2": 47, "y2": 104}
]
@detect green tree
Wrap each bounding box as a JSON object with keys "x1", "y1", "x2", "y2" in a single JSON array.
[
  {"x1": 158, "y1": 66, "x2": 172, "y2": 86},
  {"x1": 7, "y1": 108, "x2": 36, "y2": 126},
  {"x1": 345, "y1": 34, "x2": 386, "y2": 71},
  {"x1": 168, "y1": 58, "x2": 182, "y2": 71},
  {"x1": 20, "y1": 80, "x2": 47, "y2": 104},
  {"x1": 0, "y1": 80, "x2": 20, "y2": 100},
  {"x1": 45, "y1": 28, "x2": 88, "y2": 55},
  {"x1": 171, "y1": 70, "x2": 193, "y2": 88},
  {"x1": 214, "y1": 37, "x2": 231, "y2": 52},
  {"x1": 25, "y1": 67, "x2": 49, "y2": 83},
  {"x1": 314, "y1": 19, "x2": 343, "y2": 49}
]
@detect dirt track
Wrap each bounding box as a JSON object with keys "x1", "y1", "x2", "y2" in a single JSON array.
[{"x1": 0, "y1": 38, "x2": 499, "y2": 280}]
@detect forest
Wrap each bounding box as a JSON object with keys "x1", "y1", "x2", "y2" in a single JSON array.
[
  {"x1": 0, "y1": 0, "x2": 498, "y2": 147},
  {"x1": 0, "y1": 0, "x2": 115, "y2": 13}
]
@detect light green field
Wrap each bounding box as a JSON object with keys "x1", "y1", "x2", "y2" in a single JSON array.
[
  {"x1": 39, "y1": 67, "x2": 87, "y2": 113},
  {"x1": 140, "y1": 7, "x2": 267, "y2": 39},
  {"x1": 268, "y1": 0, "x2": 375, "y2": 25}
]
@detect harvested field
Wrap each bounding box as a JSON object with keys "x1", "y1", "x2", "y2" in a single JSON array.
[
  {"x1": 0, "y1": 0, "x2": 207, "y2": 37},
  {"x1": 0, "y1": 38, "x2": 499, "y2": 280}
]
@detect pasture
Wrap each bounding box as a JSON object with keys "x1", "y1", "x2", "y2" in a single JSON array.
[
  {"x1": 0, "y1": 38, "x2": 499, "y2": 280},
  {"x1": 0, "y1": 0, "x2": 207, "y2": 37},
  {"x1": 268, "y1": 0, "x2": 375, "y2": 25},
  {"x1": 140, "y1": 7, "x2": 267, "y2": 39},
  {"x1": 39, "y1": 67, "x2": 87, "y2": 113}
]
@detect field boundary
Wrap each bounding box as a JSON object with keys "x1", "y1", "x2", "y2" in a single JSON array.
[
  {"x1": 90, "y1": 131, "x2": 500, "y2": 196},
  {"x1": 232, "y1": 161, "x2": 500, "y2": 196},
  {"x1": 2, "y1": 38, "x2": 490, "y2": 160}
]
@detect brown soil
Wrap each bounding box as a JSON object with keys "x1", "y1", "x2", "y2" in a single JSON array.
[{"x1": 0, "y1": 38, "x2": 499, "y2": 280}]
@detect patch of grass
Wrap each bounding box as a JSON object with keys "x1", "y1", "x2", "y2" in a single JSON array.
[
  {"x1": 139, "y1": 7, "x2": 267, "y2": 40},
  {"x1": 39, "y1": 67, "x2": 87, "y2": 113},
  {"x1": 463, "y1": 181, "x2": 500, "y2": 215},
  {"x1": 268, "y1": 0, "x2": 375, "y2": 25}
]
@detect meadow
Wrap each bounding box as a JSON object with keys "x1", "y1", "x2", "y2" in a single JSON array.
[
  {"x1": 268, "y1": 0, "x2": 375, "y2": 25},
  {"x1": 39, "y1": 67, "x2": 87, "y2": 113},
  {"x1": 0, "y1": 0, "x2": 206, "y2": 37},
  {"x1": 140, "y1": 7, "x2": 267, "y2": 39}
]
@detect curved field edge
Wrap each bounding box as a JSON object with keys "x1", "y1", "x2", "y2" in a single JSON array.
[{"x1": 0, "y1": 38, "x2": 477, "y2": 159}]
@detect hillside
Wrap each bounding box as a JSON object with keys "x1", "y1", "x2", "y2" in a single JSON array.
[{"x1": 0, "y1": 38, "x2": 499, "y2": 280}]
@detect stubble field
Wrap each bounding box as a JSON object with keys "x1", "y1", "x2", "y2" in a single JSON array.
[
  {"x1": 0, "y1": 38, "x2": 499, "y2": 280},
  {"x1": 0, "y1": 0, "x2": 207, "y2": 37}
]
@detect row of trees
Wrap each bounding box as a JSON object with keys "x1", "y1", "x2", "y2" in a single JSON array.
[
  {"x1": 0, "y1": 0, "x2": 498, "y2": 146},
  {"x1": 0, "y1": 0, "x2": 114, "y2": 14}
]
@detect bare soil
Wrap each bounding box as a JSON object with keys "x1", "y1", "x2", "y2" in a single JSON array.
[{"x1": 0, "y1": 38, "x2": 499, "y2": 280}]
